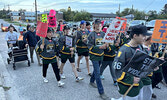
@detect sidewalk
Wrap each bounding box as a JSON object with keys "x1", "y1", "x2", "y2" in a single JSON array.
[{"x1": 0, "y1": 54, "x2": 7, "y2": 100}]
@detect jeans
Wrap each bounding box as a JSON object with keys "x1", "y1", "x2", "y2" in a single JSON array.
[{"x1": 90, "y1": 61, "x2": 104, "y2": 94}]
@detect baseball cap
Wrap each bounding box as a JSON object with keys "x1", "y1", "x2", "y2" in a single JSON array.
[
  {"x1": 94, "y1": 19, "x2": 101, "y2": 24},
  {"x1": 86, "y1": 21, "x2": 90, "y2": 26},
  {"x1": 130, "y1": 25, "x2": 152, "y2": 36},
  {"x1": 80, "y1": 20, "x2": 86, "y2": 25},
  {"x1": 64, "y1": 25, "x2": 70, "y2": 30}
]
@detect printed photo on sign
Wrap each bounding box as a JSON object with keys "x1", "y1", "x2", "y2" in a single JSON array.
[
  {"x1": 122, "y1": 50, "x2": 165, "y2": 78},
  {"x1": 66, "y1": 36, "x2": 73, "y2": 47},
  {"x1": 42, "y1": 14, "x2": 47, "y2": 23}
]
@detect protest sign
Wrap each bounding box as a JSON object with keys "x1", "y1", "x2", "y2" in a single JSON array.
[
  {"x1": 102, "y1": 18, "x2": 124, "y2": 43},
  {"x1": 41, "y1": 14, "x2": 47, "y2": 23},
  {"x1": 116, "y1": 17, "x2": 127, "y2": 34},
  {"x1": 48, "y1": 9, "x2": 57, "y2": 27},
  {"x1": 66, "y1": 36, "x2": 73, "y2": 47},
  {"x1": 122, "y1": 50, "x2": 165, "y2": 78},
  {"x1": 36, "y1": 21, "x2": 48, "y2": 38},
  {"x1": 151, "y1": 20, "x2": 167, "y2": 44}
]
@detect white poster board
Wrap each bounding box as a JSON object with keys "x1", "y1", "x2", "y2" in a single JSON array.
[{"x1": 102, "y1": 19, "x2": 124, "y2": 43}]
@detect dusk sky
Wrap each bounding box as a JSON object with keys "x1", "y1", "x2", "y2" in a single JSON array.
[{"x1": 0, "y1": 0, "x2": 166, "y2": 13}]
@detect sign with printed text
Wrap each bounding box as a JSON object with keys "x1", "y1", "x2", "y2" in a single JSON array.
[
  {"x1": 36, "y1": 21, "x2": 48, "y2": 38},
  {"x1": 151, "y1": 20, "x2": 167, "y2": 44},
  {"x1": 116, "y1": 17, "x2": 127, "y2": 34},
  {"x1": 102, "y1": 18, "x2": 124, "y2": 43},
  {"x1": 41, "y1": 14, "x2": 48, "y2": 23},
  {"x1": 122, "y1": 50, "x2": 165, "y2": 78},
  {"x1": 66, "y1": 36, "x2": 73, "y2": 47}
]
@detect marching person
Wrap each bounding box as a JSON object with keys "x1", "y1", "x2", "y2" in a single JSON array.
[
  {"x1": 23, "y1": 25, "x2": 42, "y2": 66},
  {"x1": 36, "y1": 27, "x2": 64, "y2": 87},
  {"x1": 86, "y1": 21, "x2": 91, "y2": 34},
  {"x1": 141, "y1": 34, "x2": 154, "y2": 100},
  {"x1": 59, "y1": 25, "x2": 84, "y2": 82},
  {"x1": 18, "y1": 24, "x2": 24, "y2": 35},
  {"x1": 112, "y1": 25, "x2": 151, "y2": 100},
  {"x1": 88, "y1": 19, "x2": 109, "y2": 100},
  {"x1": 76, "y1": 20, "x2": 91, "y2": 76},
  {"x1": 100, "y1": 36, "x2": 120, "y2": 86}
]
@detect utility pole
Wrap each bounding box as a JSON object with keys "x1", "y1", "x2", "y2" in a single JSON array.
[
  {"x1": 119, "y1": 4, "x2": 120, "y2": 14},
  {"x1": 35, "y1": 0, "x2": 37, "y2": 24}
]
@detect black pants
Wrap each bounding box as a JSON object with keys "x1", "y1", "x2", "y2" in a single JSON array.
[
  {"x1": 43, "y1": 62, "x2": 60, "y2": 81},
  {"x1": 162, "y1": 62, "x2": 167, "y2": 83},
  {"x1": 151, "y1": 71, "x2": 163, "y2": 88}
]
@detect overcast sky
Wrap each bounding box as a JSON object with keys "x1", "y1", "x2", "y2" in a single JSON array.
[{"x1": 0, "y1": 0, "x2": 166, "y2": 13}]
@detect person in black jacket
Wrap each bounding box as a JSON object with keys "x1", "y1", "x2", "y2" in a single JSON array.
[
  {"x1": 36, "y1": 27, "x2": 65, "y2": 87},
  {"x1": 23, "y1": 25, "x2": 41, "y2": 65}
]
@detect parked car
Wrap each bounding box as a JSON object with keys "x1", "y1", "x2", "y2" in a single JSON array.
[
  {"x1": 129, "y1": 20, "x2": 146, "y2": 26},
  {"x1": 129, "y1": 20, "x2": 146, "y2": 30},
  {"x1": 146, "y1": 20, "x2": 156, "y2": 30},
  {"x1": 1, "y1": 23, "x2": 9, "y2": 32}
]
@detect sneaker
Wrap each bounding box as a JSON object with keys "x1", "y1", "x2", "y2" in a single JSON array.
[
  {"x1": 100, "y1": 93, "x2": 109, "y2": 100},
  {"x1": 114, "y1": 81, "x2": 118, "y2": 86},
  {"x1": 60, "y1": 74, "x2": 66, "y2": 79},
  {"x1": 43, "y1": 77, "x2": 48, "y2": 83},
  {"x1": 80, "y1": 59, "x2": 83, "y2": 64},
  {"x1": 100, "y1": 75, "x2": 105, "y2": 80},
  {"x1": 76, "y1": 77, "x2": 84, "y2": 82},
  {"x1": 58, "y1": 81, "x2": 65, "y2": 87},
  {"x1": 38, "y1": 63, "x2": 42, "y2": 66},
  {"x1": 76, "y1": 68, "x2": 81, "y2": 72},
  {"x1": 152, "y1": 93, "x2": 157, "y2": 98},
  {"x1": 89, "y1": 82, "x2": 97, "y2": 88}
]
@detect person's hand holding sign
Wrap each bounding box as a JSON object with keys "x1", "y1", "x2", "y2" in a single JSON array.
[
  {"x1": 82, "y1": 37, "x2": 87, "y2": 43},
  {"x1": 99, "y1": 43, "x2": 107, "y2": 49},
  {"x1": 40, "y1": 44, "x2": 44, "y2": 51},
  {"x1": 133, "y1": 77, "x2": 140, "y2": 84}
]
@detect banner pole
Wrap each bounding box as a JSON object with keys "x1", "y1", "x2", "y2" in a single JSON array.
[
  {"x1": 162, "y1": 45, "x2": 167, "y2": 58},
  {"x1": 123, "y1": 83, "x2": 134, "y2": 97}
]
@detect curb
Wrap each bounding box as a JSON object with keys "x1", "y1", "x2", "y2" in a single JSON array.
[{"x1": 0, "y1": 74, "x2": 6, "y2": 100}]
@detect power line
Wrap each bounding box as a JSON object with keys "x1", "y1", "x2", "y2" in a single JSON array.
[{"x1": 143, "y1": 0, "x2": 155, "y2": 11}]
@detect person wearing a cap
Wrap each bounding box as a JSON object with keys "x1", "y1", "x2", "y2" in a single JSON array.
[
  {"x1": 86, "y1": 21, "x2": 91, "y2": 34},
  {"x1": 76, "y1": 20, "x2": 91, "y2": 76},
  {"x1": 57, "y1": 20, "x2": 64, "y2": 32},
  {"x1": 36, "y1": 27, "x2": 65, "y2": 87},
  {"x1": 87, "y1": 19, "x2": 109, "y2": 100},
  {"x1": 141, "y1": 33, "x2": 154, "y2": 100},
  {"x1": 58, "y1": 25, "x2": 84, "y2": 82},
  {"x1": 112, "y1": 25, "x2": 155, "y2": 99},
  {"x1": 23, "y1": 25, "x2": 41, "y2": 65},
  {"x1": 52, "y1": 24, "x2": 63, "y2": 42}
]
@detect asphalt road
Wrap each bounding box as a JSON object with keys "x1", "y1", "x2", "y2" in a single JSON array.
[{"x1": 0, "y1": 19, "x2": 167, "y2": 100}]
